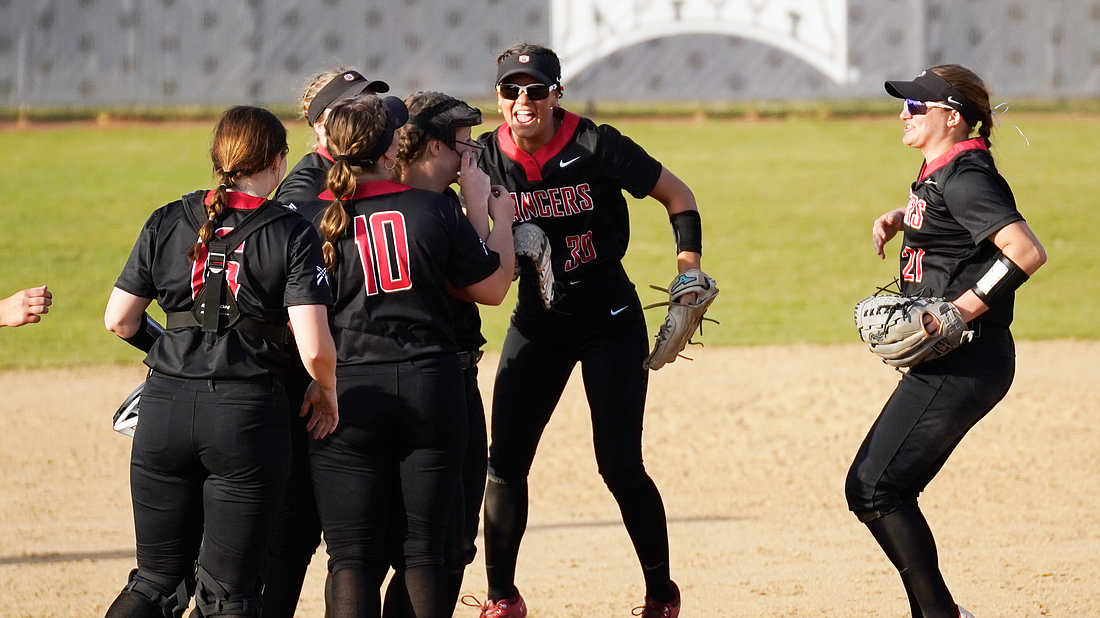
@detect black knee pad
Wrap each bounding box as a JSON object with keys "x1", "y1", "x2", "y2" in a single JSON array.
[
  {"x1": 119, "y1": 568, "x2": 194, "y2": 618},
  {"x1": 191, "y1": 566, "x2": 262, "y2": 617}
]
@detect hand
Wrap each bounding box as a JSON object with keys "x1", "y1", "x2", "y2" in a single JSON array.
[
  {"x1": 487, "y1": 185, "x2": 515, "y2": 223},
  {"x1": 1, "y1": 286, "x2": 52, "y2": 327},
  {"x1": 872, "y1": 209, "x2": 906, "y2": 259},
  {"x1": 300, "y1": 380, "x2": 339, "y2": 440},
  {"x1": 457, "y1": 151, "x2": 490, "y2": 209}
]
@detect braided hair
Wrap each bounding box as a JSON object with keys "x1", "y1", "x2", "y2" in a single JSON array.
[
  {"x1": 317, "y1": 96, "x2": 389, "y2": 271},
  {"x1": 187, "y1": 106, "x2": 287, "y2": 262}
]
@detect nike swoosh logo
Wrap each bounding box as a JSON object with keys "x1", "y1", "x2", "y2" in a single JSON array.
[
  {"x1": 610, "y1": 306, "x2": 628, "y2": 316},
  {"x1": 947, "y1": 96, "x2": 960, "y2": 106},
  {"x1": 559, "y1": 156, "x2": 581, "y2": 168}
]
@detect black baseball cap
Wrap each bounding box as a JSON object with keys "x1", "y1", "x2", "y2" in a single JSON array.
[
  {"x1": 496, "y1": 53, "x2": 560, "y2": 86},
  {"x1": 307, "y1": 70, "x2": 390, "y2": 126},
  {"x1": 885, "y1": 69, "x2": 982, "y2": 125},
  {"x1": 409, "y1": 98, "x2": 482, "y2": 148}
]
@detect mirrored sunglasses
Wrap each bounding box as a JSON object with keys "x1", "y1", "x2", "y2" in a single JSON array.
[
  {"x1": 904, "y1": 98, "x2": 955, "y2": 116},
  {"x1": 497, "y1": 82, "x2": 558, "y2": 101}
]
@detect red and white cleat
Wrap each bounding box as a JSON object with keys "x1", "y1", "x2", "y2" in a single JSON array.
[
  {"x1": 958, "y1": 606, "x2": 977, "y2": 618},
  {"x1": 461, "y1": 590, "x2": 527, "y2": 618},
  {"x1": 631, "y1": 581, "x2": 681, "y2": 618}
]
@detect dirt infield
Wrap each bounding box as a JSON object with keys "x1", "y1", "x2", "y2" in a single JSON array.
[{"x1": 2, "y1": 342, "x2": 1097, "y2": 617}]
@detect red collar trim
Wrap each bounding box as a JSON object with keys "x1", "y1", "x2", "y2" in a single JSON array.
[
  {"x1": 204, "y1": 190, "x2": 267, "y2": 210},
  {"x1": 316, "y1": 145, "x2": 335, "y2": 162},
  {"x1": 919, "y1": 137, "x2": 988, "y2": 180},
  {"x1": 496, "y1": 109, "x2": 581, "y2": 182},
  {"x1": 318, "y1": 179, "x2": 413, "y2": 201}
]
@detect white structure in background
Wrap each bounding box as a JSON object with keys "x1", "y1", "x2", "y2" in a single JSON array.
[{"x1": 552, "y1": 0, "x2": 858, "y2": 86}]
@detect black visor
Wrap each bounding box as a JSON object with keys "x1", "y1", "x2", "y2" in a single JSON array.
[
  {"x1": 885, "y1": 69, "x2": 982, "y2": 126},
  {"x1": 409, "y1": 99, "x2": 482, "y2": 148},
  {"x1": 496, "y1": 53, "x2": 560, "y2": 86},
  {"x1": 307, "y1": 70, "x2": 390, "y2": 126},
  {"x1": 333, "y1": 96, "x2": 409, "y2": 167}
]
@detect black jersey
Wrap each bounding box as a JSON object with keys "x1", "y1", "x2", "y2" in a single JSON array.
[
  {"x1": 115, "y1": 190, "x2": 332, "y2": 379},
  {"x1": 900, "y1": 138, "x2": 1024, "y2": 327},
  {"x1": 319, "y1": 180, "x2": 500, "y2": 364},
  {"x1": 477, "y1": 109, "x2": 663, "y2": 281},
  {"x1": 274, "y1": 147, "x2": 335, "y2": 224},
  {"x1": 442, "y1": 187, "x2": 487, "y2": 351}
]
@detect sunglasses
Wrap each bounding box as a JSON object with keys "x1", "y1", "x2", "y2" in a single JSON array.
[
  {"x1": 497, "y1": 82, "x2": 558, "y2": 101},
  {"x1": 904, "y1": 98, "x2": 955, "y2": 116}
]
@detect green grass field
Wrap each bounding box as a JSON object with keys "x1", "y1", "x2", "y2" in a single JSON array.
[{"x1": 1, "y1": 113, "x2": 1096, "y2": 368}]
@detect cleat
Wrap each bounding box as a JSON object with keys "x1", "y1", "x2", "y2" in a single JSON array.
[
  {"x1": 461, "y1": 590, "x2": 527, "y2": 618},
  {"x1": 631, "y1": 581, "x2": 680, "y2": 618},
  {"x1": 958, "y1": 606, "x2": 976, "y2": 618}
]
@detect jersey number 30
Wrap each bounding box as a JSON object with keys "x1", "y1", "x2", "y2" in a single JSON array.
[{"x1": 354, "y1": 212, "x2": 412, "y2": 295}]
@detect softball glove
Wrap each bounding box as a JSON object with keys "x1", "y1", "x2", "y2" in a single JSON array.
[
  {"x1": 643, "y1": 269, "x2": 719, "y2": 370},
  {"x1": 513, "y1": 222, "x2": 555, "y2": 309},
  {"x1": 854, "y1": 292, "x2": 973, "y2": 367}
]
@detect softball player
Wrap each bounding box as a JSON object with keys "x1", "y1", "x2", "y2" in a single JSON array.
[
  {"x1": 307, "y1": 95, "x2": 514, "y2": 618},
  {"x1": 102, "y1": 106, "x2": 337, "y2": 618},
  {"x1": 384, "y1": 91, "x2": 505, "y2": 618},
  {"x1": 845, "y1": 65, "x2": 1046, "y2": 618},
  {"x1": 262, "y1": 68, "x2": 389, "y2": 618},
  {"x1": 472, "y1": 44, "x2": 703, "y2": 618}
]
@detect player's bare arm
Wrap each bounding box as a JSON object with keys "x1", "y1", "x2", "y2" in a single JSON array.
[
  {"x1": 288, "y1": 303, "x2": 338, "y2": 439},
  {"x1": 457, "y1": 150, "x2": 492, "y2": 239},
  {"x1": 872, "y1": 208, "x2": 906, "y2": 259},
  {"x1": 104, "y1": 287, "x2": 153, "y2": 338},
  {"x1": 951, "y1": 220, "x2": 1047, "y2": 322},
  {"x1": 648, "y1": 167, "x2": 702, "y2": 272},
  {"x1": 0, "y1": 285, "x2": 52, "y2": 327},
  {"x1": 460, "y1": 188, "x2": 516, "y2": 306}
]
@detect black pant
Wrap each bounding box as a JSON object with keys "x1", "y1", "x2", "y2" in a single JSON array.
[
  {"x1": 310, "y1": 355, "x2": 468, "y2": 616},
  {"x1": 845, "y1": 328, "x2": 1015, "y2": 617},
  {"x1": 484, "y1": 265, "x2": 671, "y2": 600},
  {"x1": 129, "y1": 372, "x2": 291, "y2": 596},
  {"x1": 261, "y1": 356, "x2": 323, "y2": 618}
]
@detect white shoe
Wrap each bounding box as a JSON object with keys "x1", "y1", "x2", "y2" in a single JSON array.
[{"x1": 957, "y1": 605, "x2": 976, "y2": 618}]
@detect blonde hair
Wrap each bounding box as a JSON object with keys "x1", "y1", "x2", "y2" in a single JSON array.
[
  {"x1": 297, "y1": 67, "x2": 354, "y2": 121},
  {"x1": 318, "y1": 96, "x2": 389, "y2": 270},
  {"x1": 188, "y1": 106, "x2": 287, "y2": 262}
]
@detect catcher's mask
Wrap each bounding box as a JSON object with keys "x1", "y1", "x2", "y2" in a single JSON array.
[
  {"x1": 113, "y1": 382, "x2": 143, "y2": 437},
  {"x1": 408, "y1": 99, "x2": 484, "y2": 151}
]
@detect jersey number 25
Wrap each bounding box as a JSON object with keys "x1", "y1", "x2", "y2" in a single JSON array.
[{"x1": 354, "y1": 212, "x2": 412, "y2": 295}]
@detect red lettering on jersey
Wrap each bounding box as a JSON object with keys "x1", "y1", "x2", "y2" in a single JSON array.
[
  {"x1": 901, "y1": 246, "x2": 925, "y2": 282},
  {"x1": 533, "y1": 190, "x2": 552, "y2": 217},
  {"x1": 560, "y1": 186, "x2": 580, "y2": 215},
  {"x1": 190, "y1": 227, "x2": 244, "y2": 300},
  {"x1": 370, "y1": 212, "x2": 412, "y2": 293},
  {"x1": 353, "y1": 216, "x2": 380, "y2": 296},
  {"x1": 547, "y1": 188, "x2": 565, "y2": 217},
  {"x1": 904, "y1": 192, "x2": 926, "y2": 229},
  {"x1": 519, "y1": 192, "x2": 539, "y2": 222},
  {"x1": 563, "y1": 231, "x2": 597, "y2": 271},
  {"x1": 354, "y1": 212, "x2": 412, "y2": 295},
  {"x1": 576, "y1": 184, "x2": 593, "y2": 211}
]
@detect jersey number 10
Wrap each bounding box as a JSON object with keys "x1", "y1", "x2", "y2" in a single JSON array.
[{"x1": 354, "y1": 212, "x2": 413, "y2": 295}]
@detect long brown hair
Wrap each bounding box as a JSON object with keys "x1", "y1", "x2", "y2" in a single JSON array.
[
  {"x1": 930, "y1": 64, "x2": 994, "y2": 148},
  {"x1": 318, "y1": 96, "x2": 389, "y2": 270},
  {"x1": 394, "y1": 91, "x2": 454, "y2": 178},
  {"x1": 187, "y1": 106, "x2": 287, "y2": 262}
]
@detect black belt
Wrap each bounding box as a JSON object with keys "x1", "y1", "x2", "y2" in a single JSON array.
[
  {"x1": 457, "y1": 349, "x2": 483, "y2": 369},
  {"x1": 969, "y1": 322, "x2": 1012, "y2": 341},
  {"x1": 165, "y1": 311, "x2": 290, "y2": 344}
]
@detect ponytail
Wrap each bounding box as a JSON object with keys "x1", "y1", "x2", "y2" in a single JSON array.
[
  {"x1": 187, "y1": 170, "x2": 236, "y2": 262},
  {"x1": 189, "y1": 105, "x2": 287, "y2": 262},
  {"x1": 319, "y1": 159, "x2": 357, "y2": 271},
  {"x1": 931, "y1": 64, "x2": 994, "y2": 150}
]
